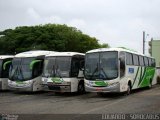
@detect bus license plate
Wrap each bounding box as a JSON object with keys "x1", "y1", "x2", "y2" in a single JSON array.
[{"x1": 96, "y1": 88, "x2": 103, "y2": 91}]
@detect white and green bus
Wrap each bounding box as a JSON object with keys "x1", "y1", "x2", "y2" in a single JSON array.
[
  {"x1": 0, "y1": 56, "x2": 14, "y2": 90},
  {"x1": 42, "y1": 52, "x2": 85, "y2": 93},
  {"x1": 84, "y1": 48, "x2": 156, "y2": 94},
  {"x1": 8, "y1": 50, "x2": 54, "y2": 92}
]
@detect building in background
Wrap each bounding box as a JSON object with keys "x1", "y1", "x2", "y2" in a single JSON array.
[{"x1": 149, "y1": 39, "x2": 160, "y2": 67}]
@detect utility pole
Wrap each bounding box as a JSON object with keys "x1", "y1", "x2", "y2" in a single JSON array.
[{"x1": 143, "y1": 31, "x2": 145, "y2": 54}]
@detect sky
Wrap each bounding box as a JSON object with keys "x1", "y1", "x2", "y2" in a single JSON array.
[{"x1": 0, "y1": 0, "x2": 160, "y2": 55}]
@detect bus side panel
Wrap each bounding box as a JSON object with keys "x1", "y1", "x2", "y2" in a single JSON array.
[
  {"x1": 125, "y1": 65, "x2": 140, "y2": 90},
  {"x1": 0, "y1": 78, "x2": 9, "y2": 90},
  {"x1": 131, "y1": 66, "x2": 144, "y2": 89},
  {"x1": 70, "y1": 78, "x2": 79, "y2": 92},
  {"x1": 152, "y1": 69, "x2": 157, "y2": 85},
  {"x1": 138, "y1": 67, "x2": 156, "y2": 88},
  {"x1": 32, "y1": 76, "x2": 43, "y2": 91},
  {"x1": 3, "y1": 78, "x2": 9, "y2": 90},
  {"x1": 119, "y1": 77, "x2": 129, "y2": 92}
]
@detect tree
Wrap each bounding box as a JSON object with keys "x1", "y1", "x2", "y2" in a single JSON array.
[{"x1": 0, "y1": 24, "x2": 110, "y2": 54}]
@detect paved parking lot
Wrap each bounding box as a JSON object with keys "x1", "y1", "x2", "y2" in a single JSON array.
[{"x1": 0, "y1": 85, "x2": 160, "y2": 119}]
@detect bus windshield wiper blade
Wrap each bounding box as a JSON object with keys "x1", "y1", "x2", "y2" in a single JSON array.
[
  {"x1": 100, "y1": 67, "x2": 109, "y2": 79},
  {"x1": 19, "y1": 65, "x2": 24, "y2": 80},
  {"x1": 55, "y1": 65, "x2": 63, "y2": 78},
  {"x1": 90, "y1": 63, "x2": 98, "y2": 80},
  {"x1": 50, "y1": 65, "x2": 55, "y2": 77},
  {"x1": 11, "y1": 66, "x2": 18, "y2": 80}
]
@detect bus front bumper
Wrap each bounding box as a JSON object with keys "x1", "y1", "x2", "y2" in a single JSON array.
[
  {"x1": 47, "y1": 82, "x2": 71, "y2": 92},
  {"x1": 8, "y1": 81, "x2": 33, "y2": 92},
  {"x1": 85, "y1": 82, "x2": 120, "y2": 93}
]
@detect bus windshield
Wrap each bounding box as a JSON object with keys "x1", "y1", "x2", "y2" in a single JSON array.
[
  {"x1": 85, "y1": 51, "x2": 118, "y2": 80},
  {"x1": 9, "y1": 57, "x2": 35, "y2": 81},
  {"x1": 0, "y1": 60, "x2": 2, "y2": 77},
  {"x1": 43, "y1": 57, "x2": 71, "y2": 78}
]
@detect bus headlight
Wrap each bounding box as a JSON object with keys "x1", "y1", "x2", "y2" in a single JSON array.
[
  {"x1": 8, "y1": 80, "x2": 12, "y2": 84},
  {"x1": 85, "y1": 82, "x2": 92, "y2": 87}
]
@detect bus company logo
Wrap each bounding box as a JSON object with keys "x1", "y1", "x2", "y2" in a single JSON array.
[
  {"x1": 51, "y1": 77, "x2": 63, "y2": 84},
  {"x1": 95, "y1": 81, "x2": 108, "y2": 86},
  {"x1": 129, "y1": 68, "x2": 134, "y2": 74},
  {"x1": 16, "y1": 81, "x2": 24, "y2": 84}
]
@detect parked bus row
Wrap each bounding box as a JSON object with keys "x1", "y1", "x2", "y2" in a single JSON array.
[{"x1": 0, "y1": 48, "x2": 157, "y2": 95}]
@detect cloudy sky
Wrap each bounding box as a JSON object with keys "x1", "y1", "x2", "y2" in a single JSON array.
[{"x1": 0, "y1": 0, "x2": 160, "y2": 54}]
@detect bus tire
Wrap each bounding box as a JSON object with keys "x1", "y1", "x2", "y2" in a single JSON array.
[{"x1": 78, "y1": 81, "x2": 85, "y2": 94}]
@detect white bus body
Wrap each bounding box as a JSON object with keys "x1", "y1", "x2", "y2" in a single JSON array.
[
  {"x1": 8, "y1": 50, "x2": 55, "y2": 92},
  {"x1": 84, "y1": 48, "x2": 156, "y2": 94},
  {"x1": 42, "y1": 52, "x2": 85, "y2": 93},
  {"x1": 0, "y1": 55, "x2": 14, "y2": 90}
]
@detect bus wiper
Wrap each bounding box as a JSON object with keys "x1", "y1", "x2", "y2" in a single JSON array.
[
  {"x1": 55, "y1": 65, "x2": 63, "y2": 78},
  {"x1": 90, "y1": 63, "x2": 98, "y2": 79},
  {"x1": 19, "y1": 65, "x2": 24, "y2": 80},
  {"x1": 100, "y1": 67, "x2": 109, "y2": 79},
  {"x1": 13, "y1": 66, "x2": 23, "y2": 81},
  {"x1": 11, "y1": 66, "x2": 19, "y2": 80},
  {"x1": 50, "y1": 65, "x2": 56, "y2": 77}
]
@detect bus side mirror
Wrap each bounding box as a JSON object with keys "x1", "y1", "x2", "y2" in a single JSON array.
[
  {"x1": 3, "y1": 61, "x2": 12, "y2": 70},
  {"x1": 30, "y1": 60, "x2": 42, "y2": 70}
]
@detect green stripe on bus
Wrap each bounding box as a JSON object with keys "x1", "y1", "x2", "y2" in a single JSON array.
[
  {"x1": 138, "y1": 67, "x2": 146, "y2": 86},
  {"x1": 132, "y1": 67, "x2": 139, "y2": 88},
  {"x1": 139, "y1": 67, "x2": 155, "y2": 87},
  {"x1": 139, "y1": 67, "x2": 143, "y2": 83}
]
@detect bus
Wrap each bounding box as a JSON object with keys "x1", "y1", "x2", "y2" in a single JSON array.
[
  {"x1": 84, "y1": 48, "x2": 156, "y2": 95},
  {"x1": 0, "y1": 56, "x2": 14, "y2": 90},
  {"x1": 42, "y1": 52, "x2": 85, "y2": 93},
  {"x1": 8, "y1": 50, "x2": 54, "y2": 92}
]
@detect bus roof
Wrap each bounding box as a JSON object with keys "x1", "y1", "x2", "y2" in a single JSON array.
[
  {"x1": 15, "y1": 50, "x2": 56, "y2": 58},
  {"x1": 46, "y1": 52, "x2": 85, "y2": 57},
  {"x1": 86, "y1": 48, "x2": 138, "y2": 54},
  {"x1": 86, "y1": 48, "x2": 153, "y2": 58},
  {"x1": 0, "y1": 55, "x2": 14, "y2": 59}
]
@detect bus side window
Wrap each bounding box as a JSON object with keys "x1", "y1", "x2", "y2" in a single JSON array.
[
  {"x1": 119, "y1": 52, "x2": 125, "y2": 78},
  {"x1": 144, "y1": 57, "x2": 149, "y2": 66},
  {"x1": 152, "y1": 59, "x2": 156, "y2": 67}
]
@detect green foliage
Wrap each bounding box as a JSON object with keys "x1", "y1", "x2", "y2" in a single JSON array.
[
  {"x1": 0, "y1": 24, "x2": 109, "y2": 54},
  {"x1": 99, "y1": 43, "x2": 110, "y2": 48}
]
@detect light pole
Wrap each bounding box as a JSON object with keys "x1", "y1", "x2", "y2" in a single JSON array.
[
  {"x1": 143, "y1": 31, "x2": 149, "y2": 55},
  {"x1": 143, "y1": 31, "x2": 145, "y2": 54}
]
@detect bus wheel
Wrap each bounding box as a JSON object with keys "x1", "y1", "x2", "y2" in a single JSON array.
[{"x1": 78, "y1": 82, "x2": 85, "y2": 94}]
